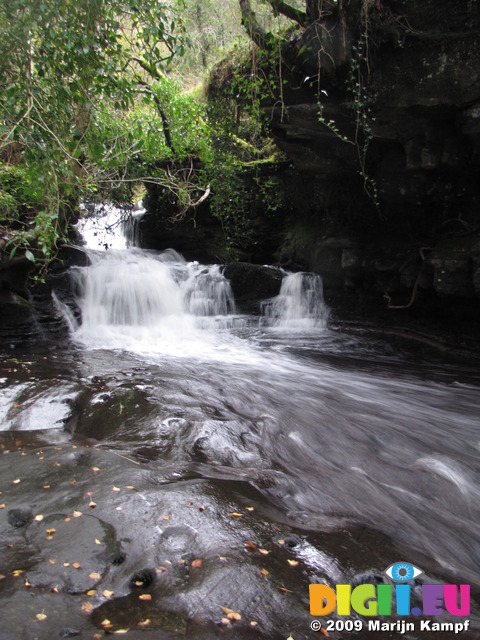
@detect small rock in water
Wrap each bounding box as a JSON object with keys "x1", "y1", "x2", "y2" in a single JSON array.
[{"x1": 7, "y1": 507, "x2": 33, "y2": 528}]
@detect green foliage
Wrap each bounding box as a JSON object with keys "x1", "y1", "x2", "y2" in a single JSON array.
[{"x1": 0, "y1": 0, "x2": 186, "y2": 266}]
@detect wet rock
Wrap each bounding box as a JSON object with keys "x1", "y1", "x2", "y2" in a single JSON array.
[
  {"x1": 223, "y1": 262, "x2": 284, "y2": 313},
  {"x1": 59, "y1": 629, "x2": 81, "y2": 638},
  {"x1": 351, "y1": 571, "x2": 387, "y2": 588},
  {"x1": 7, "y1": 507, "x2": 33, "y2": 528}
]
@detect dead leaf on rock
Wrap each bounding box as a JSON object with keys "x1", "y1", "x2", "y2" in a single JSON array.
[
  {"x1": 34, "y1": 514, "x2": 44, "y2": 522},
  {"x1": 220, "y1": 606, "x2": 241, "y2": 621},
  {"x1": 0, "y1": 504, "x2": 5, "y2": 509},
  {"x1": 258, "y1": 548, "x2": 270, "y2": 555},
  {"x1": 114, "y1": 630, "x2": 129, "y2": 635},
  {"x1": 287, "y1": 559, "x2": 299, "y2": 567},
  {"x1": 279, "y1": 587, "x2": 293, "y2": 593},
  {"x1": 91, "y1": 467, "x2": 100, "y2": 472},
  {"x1": 46, "y1": 528, "x2": 56, "y2": 535},
  {"x1": 87, "y1": 589, "x2": 97, "y2": 597},
  {"x1": 250, "y1": 621, "x2": 258, "y2": 627},
  {"x1": 72, "y1": 562, "x2": 81, "y2": 569},
  {"x1": 12, "y1": 569, "x2": 24, "y2": 577},
  {"x1": 89, "y1": 499, "x2": 97, "y2": 508},
  {"x1": 103, "y1": 589, "x2": 114, "y2": 598},
  {"x1": 89, "y1": 572, "x2": 101, "y2": 580},
  {"x1": 73, "y1": 510, "x2": 82, "y2": 518},
  {"x1": 112, "y1": 486, "x2": 120, "y2": 492},
  {"x1": 246, "y1": 541, "x2": 256, "y2": 551},
  {"x1": 81, "y1": 602, "x2": 94, "y2": 614},
  {"x1": 245, "y1": 506, "x2": 254, "y2": 511},
  {"x1": 191, "y1": 559, "x2": 202, "y2": 568},
  {"x1": 139, "y1": 594, "x2": 152, "y2": 601},
  {"x1": 231, "y1": 512, "x2": 243, "y2": 518},
  {"x1": 95, "y1": 538, "x2": 101, "y2": 545},
  {"x1": 260, "y1": 568, "x2": 269, "y2": 576},
  {"x1": 12, "y1": 478, "x2": 21, "y2": 484},
  {"x1": 35, "y1": 613, "x2": 47, "y2": 621},
  {"x1": 221, "y1": 618, "x2": 230, "y2": 625},
  {"x1": 138, "y1": 619, "x2": 151, "y2": 628}
]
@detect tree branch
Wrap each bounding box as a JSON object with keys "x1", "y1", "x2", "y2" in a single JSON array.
[
  {"x1": 239, "y1": 0, "x2": 275, "y2": 49},
  {"x1": 265, "y1": 0, "x2": 308, "y2": 27}
]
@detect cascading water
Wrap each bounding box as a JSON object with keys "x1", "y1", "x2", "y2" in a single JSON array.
[
  {"x1": 262, "y1": 271, "x2": 329, "y2": 330},
  {"x1": 70, "y1": 208, "x2": 244, "y2": 357},
  {"x1": 2, "y1": 206, "x2": 480, "y2": 638}
]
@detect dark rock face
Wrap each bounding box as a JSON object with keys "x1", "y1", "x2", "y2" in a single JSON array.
[
  {"x1": 264, "y1": 0, "x2": 480, "y2": 313},
  {"x1": 223, "y1": 262, "x2": 284, "y2": 313}
]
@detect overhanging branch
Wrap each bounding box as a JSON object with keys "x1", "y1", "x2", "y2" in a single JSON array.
[{"x1": 266, "y1": 0, "x2": 308, "y2": 27}]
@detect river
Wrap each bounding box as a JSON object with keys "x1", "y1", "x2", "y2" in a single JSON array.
[{"x1": 0, "y1": 208, "x2": 479, "y2": 639}]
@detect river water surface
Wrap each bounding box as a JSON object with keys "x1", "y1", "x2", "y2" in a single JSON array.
[{"x1": 0, "y1": 210, "x2": 479, "y2": 639}]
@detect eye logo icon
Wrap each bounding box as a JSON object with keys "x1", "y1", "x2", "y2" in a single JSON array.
[{"x1": 385, "y1": 562, "x2": 424, "y2": 583}]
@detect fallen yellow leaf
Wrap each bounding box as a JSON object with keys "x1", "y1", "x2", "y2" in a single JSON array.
[
  {"x1": 231, "y1": 512, "x2": 243, "y2": 518},
  {"x1": 250, "y1": 621, "x2": 258, "y2": 627},
  {"x1": 35, "y1": 613, "x2": 47, "y2": 621},
  {"x1": 92, "y1": 467, "x2": 100, "y2": 472},
  {"x1": 191, "y1": 559, "x2": 202, "y2": 568},
  {"x1": 279, "y1": 587, "x2": 293, "y2": 593},
  {"x1": 72, "y1": 562, "x2": 81, "y2": 569},
  {"x1": 81, "y1": 602, "x2": 94, "y2": 614},
  {"x1": 89, "y1": 499, "x2": 97, "y2": 508},
  {"x1": 162, "y1": 515, "x2": 170, "y2": 520},
  {"x1": 49, "y1": 559, "x2": 56, "y2": 565},
  {"x1": 34, "y1": 514, "x2": 44, "y2": 522},
  {"x1": 246, "y1": 541, "x2": 256, "y2": 551},
  {"x1": 63, "y1": 563, "x2": 70, "y2": 567},
  {"x1": 258, "y1": 548, "x2": 270, "y2": 555},
  {"x1": 0, "y1": 504, "x2": 5, "y2": 509},
  {"x1": 103, "y1": 589, "x2": 114, "y2": 598},
  {"x1": 101, "y1": 619, "x2": 113, "y2": 629},
  {"x1": 138, "y1": 619, "x2": 151, "y2": 628},
  {"x1": 112, "y1": 486, "x2": 120, "y2": 492},
  {"x1": 64, "y1": 517, "x2": 71, "y2": 522},
  {"x1": 260, "y1": 568, "x2": 269, "y2": 576},
  {"x1": 50, "y1": 585, "x2": 59, "y2": 593},
  {"x1": 287, "y1": 559, "x2": 299, "y2": 567},
  {"x1": 12, "y1": 569, "x2": 24, "y2": 577},
  {"x1": 87, "y1": 589, "x2": 97, "y2": 597},
  {"x1": 220, "y1": 606, "x2": 241, "y2": 621},
  {"x1": 46, "y1": 528, "x2": 56, "y2": 535},
  {"x1": 89, "y1": 572, "x2": 101, "y2": 580},
  {"x1": 25, "y1": 578, "x2": 32, "y2": 588},
  {"x1": 115, "y1": 506, "x2": 122, "y2": 511},
  {"x1": 0, "y1": 574, "x2": 5, "y2": 580},
  {"x1": 221, "y1": 618, "x2": 230, "y2": 625},
  {"x1": 95, "y1": 538, "x2": 101, "y2": 545},
  {"x1": 245, "y1": 506, "x2": 254, "y2": 511},
  {"x1": 139, "y1": 594, "x2": 152, "y2": 601},
  {"x1": 13, "y1": 478, "x2": 21, "y2": 484},
  {"x1": 114, "y1": 630, "x2": 129, "y2": 635},
  {"x1": 156, "y1": 566, "x2": 167, "y2": 573},
  {"x1": 73, "y1": 510, "x2": 82, "y2": 518}
]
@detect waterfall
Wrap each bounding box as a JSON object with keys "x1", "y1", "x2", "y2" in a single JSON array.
[
  {"x1": 66, "y1": 207, "x2": 327, "y2": 356},
  {"x1": 263, "y1": 272, "x2": 329, "y2": 330}
]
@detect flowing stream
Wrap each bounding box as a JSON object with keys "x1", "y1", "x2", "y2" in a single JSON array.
[{"x1": 0, "y1": 207, "x2": 479, "y2": 639}]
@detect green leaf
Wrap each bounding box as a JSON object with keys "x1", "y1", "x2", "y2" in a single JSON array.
[{"x1": 25, "y1": 249, "x2": 35, "y2": 263}]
